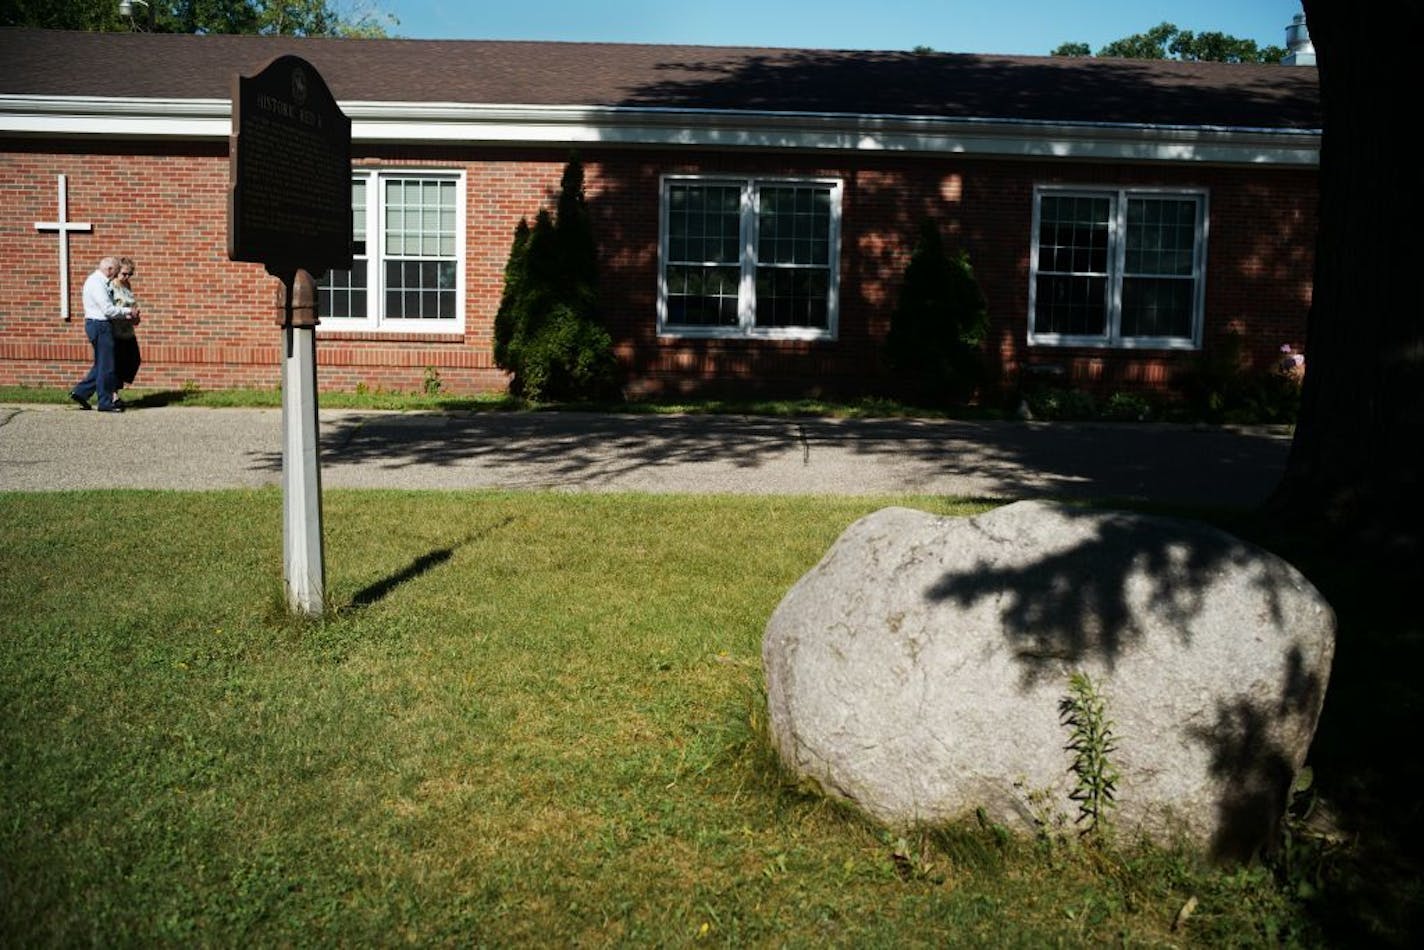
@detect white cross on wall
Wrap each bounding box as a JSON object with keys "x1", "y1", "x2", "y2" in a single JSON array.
[{"x1": 33, "y1": 175, "x2": 93, "y2": 322}]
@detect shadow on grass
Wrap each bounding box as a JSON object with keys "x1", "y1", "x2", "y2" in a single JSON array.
[
  {"x1": 349, "y1": 547, "x2": 455, "y2": 608},
  {"x1": 344, "y1": 516, "x2": 515, "y2": 611},
  {"x1": 123, "y1": 389, "x2": 208, "y2": 408}
]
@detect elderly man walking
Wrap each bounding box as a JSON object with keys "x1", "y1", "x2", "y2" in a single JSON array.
[{"x1": 69, "y1": 256, "x2": 140, "y2": 413}]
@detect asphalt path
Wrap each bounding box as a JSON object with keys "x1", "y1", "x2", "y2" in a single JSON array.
[{"x1": 0, "y1": 404, "x2": 1293, "y2": 506}]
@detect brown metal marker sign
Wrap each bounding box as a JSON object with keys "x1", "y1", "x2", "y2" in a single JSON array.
[{"x1": 228, "y1": 54, "x2": 352, "y2": 285}]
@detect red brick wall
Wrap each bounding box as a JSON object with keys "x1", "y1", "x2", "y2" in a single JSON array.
[{"x1": 1, "y1": 138, "x2": 1316, "y2": 400}]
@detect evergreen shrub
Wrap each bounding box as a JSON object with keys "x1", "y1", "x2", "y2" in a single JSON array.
[
  {"x1": 493, "y1": 157, "x2": 618, "y2": 400},
  {"x1": 884, "y1": 220, "x2": 989, "y2": 404}
]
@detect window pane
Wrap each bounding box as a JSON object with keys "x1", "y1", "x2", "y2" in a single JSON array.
[
  {"x1": 667, "y1": 182, "x2": 741, "y2": 265},
  {"x1": 317, "y1": 259, "x2": 367, "y2": 319},
  {"x1": 757, "y1": 185, "x2": 831, "y2": 266},
  {"x1": 1038, "y1": 195, "x2": 1110, "y2": 276},
  {"x1": 318, "y1": 174, "x2": 373, "y2": 319},
  {"x1": 753, "y1": 266, "x2": 829, "y2": 330},
  {"x1": 664, "y1": 182, "x2": 743, "y2": 328},
  {"x1": 1033, "y1": 273, "x2": 1107, "y2": 336},
  {"x1": 749, "y1": 184, "x2": 833, "y2": 330},
  {"x1": 665, "y1": 263, "x2": 739, "y2": 327},
  {"x1": 1126, "y1": 198, "x2": 1196, "y2": 276},
  {"x1": 352, "y1": 178, "x2": 367, "y2": 243},
  {"x1": 379, "y1": 177, "x2": 458, "y2": 321},
  {"x1": 1121, "y1": 277, "x2": 1193, "y2": 338}
]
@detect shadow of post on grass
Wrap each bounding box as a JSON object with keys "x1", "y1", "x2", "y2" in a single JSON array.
[{"x1": 343, "y1": 516, "x2": 515, "y2": 611}]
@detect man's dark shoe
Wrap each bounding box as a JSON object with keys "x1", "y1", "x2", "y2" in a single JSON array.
[
  {"x1": 68, "y1": 392, "x2": 91, "y2": 410},
  {"x1": 97, "y1": 405, "x2": 124, "y2": 413}
]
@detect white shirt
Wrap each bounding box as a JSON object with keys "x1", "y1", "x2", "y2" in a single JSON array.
[{"x1": 82, "y1": 268, "x2": 129, "y2": 321}]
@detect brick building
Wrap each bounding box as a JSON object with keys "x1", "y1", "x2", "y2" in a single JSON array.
[{"x1": 0, "y1": 28, "x2": 1319, "y2": 399}]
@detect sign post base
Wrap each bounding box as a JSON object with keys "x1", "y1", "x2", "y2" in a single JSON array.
[{"x1": 280, "y1": 271, "x2": 325, "y2": 617}]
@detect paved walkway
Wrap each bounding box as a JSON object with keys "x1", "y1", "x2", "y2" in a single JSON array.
[{"x1": 0, "y1": 403, "x2": 1292, "y2": 507}]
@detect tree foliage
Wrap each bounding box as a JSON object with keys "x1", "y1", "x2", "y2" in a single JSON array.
[
  {"x1": 0, "y1": 0, "x2": 394, "y2": 36},
  {"x1": 884, "y1": 220, "x2": 988, "y2": 404},
  {"x1": 1053, "y1": 21, "x2": 1286, "y2": 63},
  {"x1": 493, "y1": 157, "x2": 618, "y2": 402}
]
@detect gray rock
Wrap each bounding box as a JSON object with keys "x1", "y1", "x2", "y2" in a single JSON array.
[{"x1": 762, "y1": 501, "x2": 1335, "y2": 859}]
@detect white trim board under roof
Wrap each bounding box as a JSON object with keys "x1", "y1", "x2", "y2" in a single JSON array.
[{"x1": 0, "y1": 95, "x2": 1320, "y2": 166}]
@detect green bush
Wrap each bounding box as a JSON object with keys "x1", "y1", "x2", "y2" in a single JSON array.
[
  {"x1": 1183, "y1": 329, "x2": 1249, "y2": 422},
  {"x1": 884, "y1": 220, "x2": 989, "y2": 404},
  {"x1": 1024, "y1": 386, "x2": 1097, "y2": 420},
  {"x1": 493, "y1": 157, "x2": 618, "y2": 401},
  {"x1": 1101, "y1": 391, "x2": 1155, "y2": 422},
  {"x1": 1182, "y1": 331, "x2": 1303, "y2": 424}
]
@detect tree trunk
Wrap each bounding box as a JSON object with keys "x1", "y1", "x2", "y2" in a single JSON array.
[{"x1": 1272, "y1": 1, "x2": 1424, "y2": 544}]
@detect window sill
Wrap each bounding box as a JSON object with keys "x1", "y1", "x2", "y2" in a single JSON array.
[
  {"x1": 1028, "y1": 336, "x2": 1200, "y2": 351},
  {"x1": 316, "y1": 329, "x2": 467, "y2": 344},
  {"x1": 658, "y1": 328, "x2": 836, "y2": 343}
]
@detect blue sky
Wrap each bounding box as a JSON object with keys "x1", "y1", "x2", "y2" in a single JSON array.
[{"x1": 375, "y1": 1, "x2": 1306, "y2": 56}]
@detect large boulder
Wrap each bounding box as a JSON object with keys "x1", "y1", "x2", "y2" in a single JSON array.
[{"x1": 763, "y1": 501, "x2": 1334, "y2": 859}]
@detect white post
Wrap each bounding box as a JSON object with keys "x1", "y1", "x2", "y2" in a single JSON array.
[
  {"x1": 33, "y1": 175, "x2": 93, "y2": 322},
  {"x1": 280, "y1": 274, "x2": 325, "y2": 616}
]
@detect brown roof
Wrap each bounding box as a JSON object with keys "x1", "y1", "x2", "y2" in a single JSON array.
[{"x1": 0, "y1": 27, "x2": 1320, "y2": 130}]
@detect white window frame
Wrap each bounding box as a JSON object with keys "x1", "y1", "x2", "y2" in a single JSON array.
[
  {"x1": 317, "y1": 168, "x2": 466, "y2": 334},
  {"x1": 1028, "y1": 185, "x2": 1209, "y2": 350},
  {"x1": 657, "y1": 174, "x2": 842, "y2": 341}
]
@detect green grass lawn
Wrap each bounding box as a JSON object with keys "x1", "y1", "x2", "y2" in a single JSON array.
[{"x1": 1, "y1": 491, "x2": 1412, "y2": 945}]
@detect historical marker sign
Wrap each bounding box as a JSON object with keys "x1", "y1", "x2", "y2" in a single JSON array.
[
  {"x1": 227, "y1": 54, "x2": 351, "y2": 618},
  {"x1": 228, "y1": 54, "x2": 352, "y2": 276}
]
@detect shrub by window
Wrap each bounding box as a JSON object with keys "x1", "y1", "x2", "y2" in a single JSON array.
[
  {"x1": 493, "y1": 157, "x2": 617, "y2": 401},
  {"x1": 884, "y1": 220, "x2": 989, "y2": 404}
]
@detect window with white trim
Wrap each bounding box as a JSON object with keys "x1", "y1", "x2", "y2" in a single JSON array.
[
  {"x1": 318, "y1": 170, "x2": 464, "y2": 332},
  {"x1": 1028, "y1": 187, "x2": 1208, "y2": 349},
  {"x1": 658, "y1": 175, "x2": 841, "y2": 339}
]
